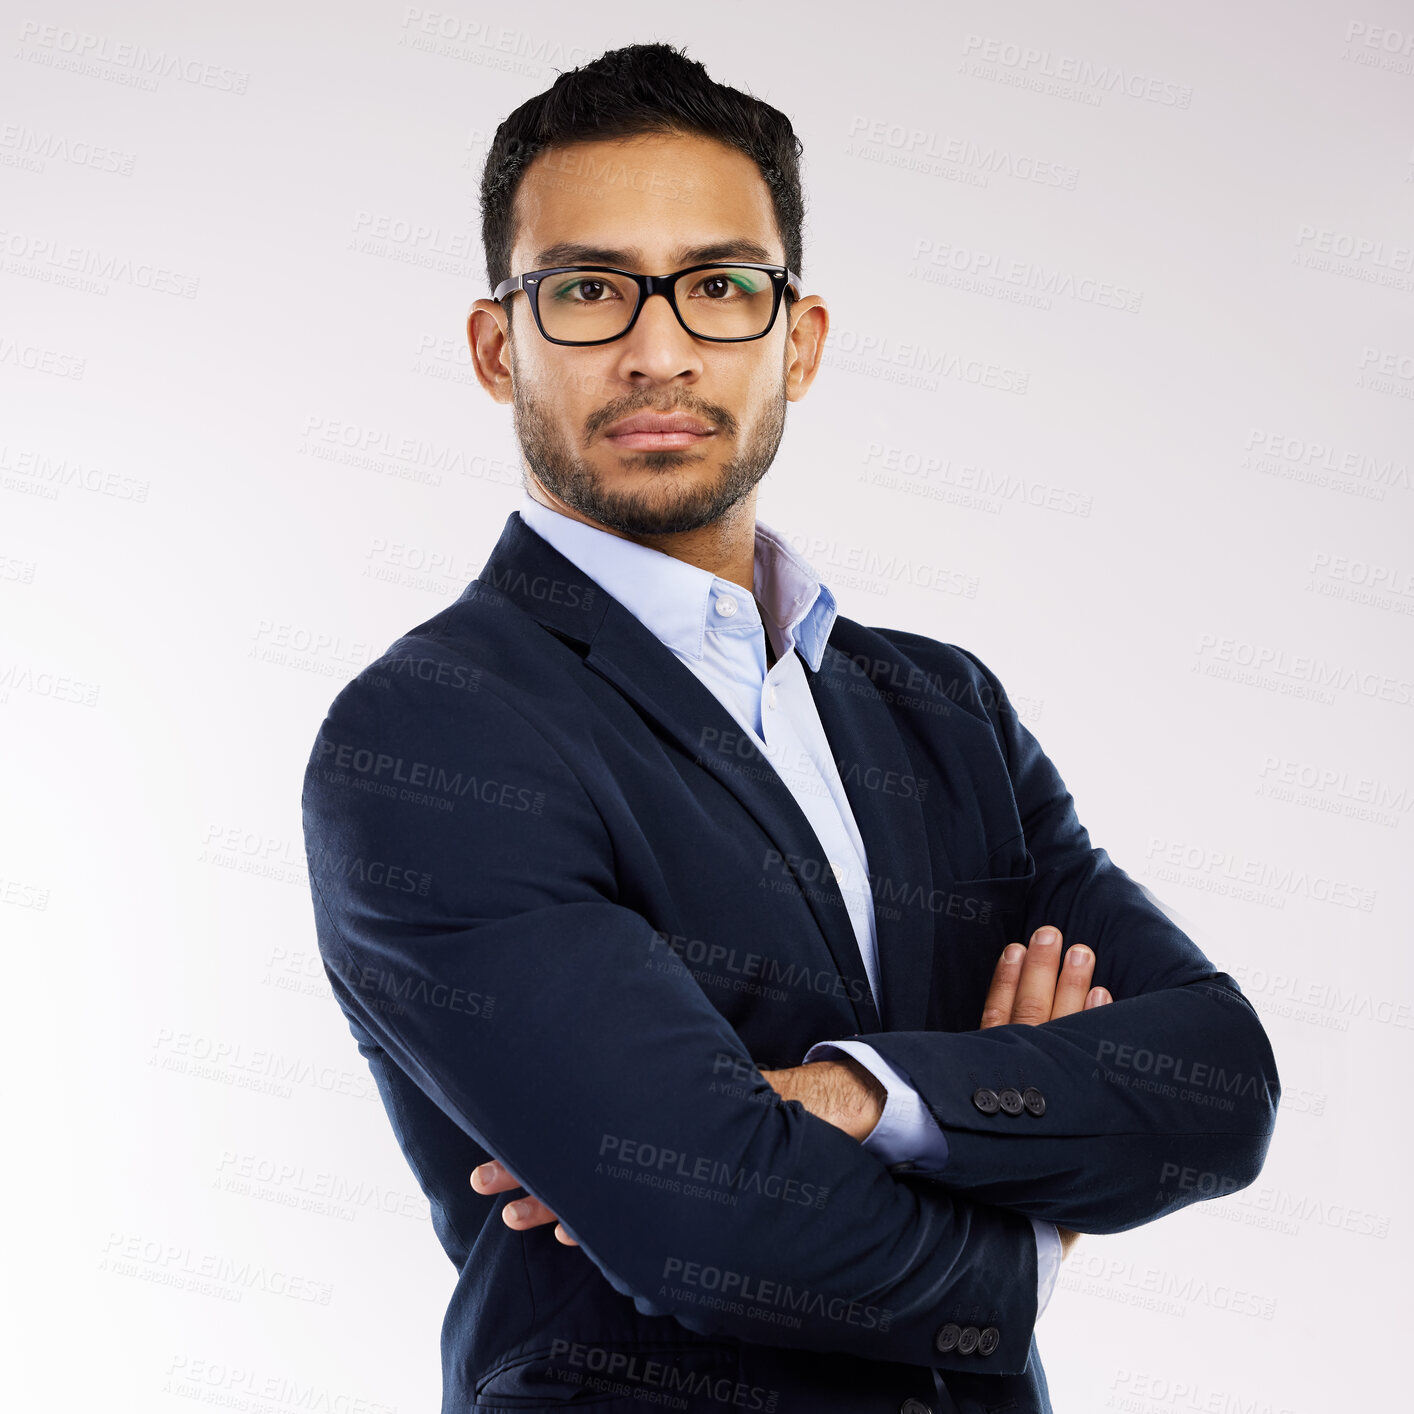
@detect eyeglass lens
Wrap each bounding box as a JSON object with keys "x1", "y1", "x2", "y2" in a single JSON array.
[{"x1": 536, "y1": 267, "x2": 779, "y2": 342}]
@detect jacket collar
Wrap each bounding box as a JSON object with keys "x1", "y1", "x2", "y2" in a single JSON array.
[{"x1": 516, "y1": 489, "x2": 838, "y2": 671}]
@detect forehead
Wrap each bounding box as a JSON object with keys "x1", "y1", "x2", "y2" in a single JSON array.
[{"x1": 510, "y1": 130, "x2": 783, "y2": 271}]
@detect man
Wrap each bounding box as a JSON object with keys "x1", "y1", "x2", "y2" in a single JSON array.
[{"x1": 301, "y1": 42, "x2": 1279, "y2": 1414}]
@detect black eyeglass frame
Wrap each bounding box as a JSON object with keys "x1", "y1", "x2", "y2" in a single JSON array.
[{"x1": 491, "y1": 262, "x2": 804, "y2": 346}]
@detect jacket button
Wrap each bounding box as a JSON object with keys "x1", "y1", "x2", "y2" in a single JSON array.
[
  {"x1": 1021, "y1": 1087, "x2": 1046, "y2": 1116},
  {"x1": 998, "y1": 1088, "x2": 1024, "y2": 1115},
  {"x1": 971, "y1": 1087, "x2": 1000, "y2": 1114},
  {"x1": 900, "y1": 1400, "x2": 933, "y2": 1414},
  {"x1": 957, "y1": 1325, "x2": 981, "y2": 1354},
  {"x1": 978, "y1": 1326, "x2": 1001, "y2": 1356},
  {"x1": 934, "y1": 1321, "x2": 962, "y2": 1352}
]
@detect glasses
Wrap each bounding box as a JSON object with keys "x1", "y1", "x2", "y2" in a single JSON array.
[{"x1": 492, "y1": 262, "x2": 803, "y2": 346}]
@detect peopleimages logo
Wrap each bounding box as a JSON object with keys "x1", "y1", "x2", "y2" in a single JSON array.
[
  {"x1": 597, "y1": 1133, "x2": 831, "y2": 1210},
  {"x1": 959, "y1": 34, "x2": 1193, "y2": 107},
  {"x1": 16, "y1": 20, "x2": 250, "y2": 93},
  {"x1": 546, "y1": 1340, "x2": 780, "y2": 1412},
  {"x1": 659, "y1": 1256, "x2": 894, "y2": 1333}
]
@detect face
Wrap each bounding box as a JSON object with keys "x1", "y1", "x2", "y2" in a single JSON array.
[{"x1": 468, "y1": 130, "x2": 828, "y2": 540}]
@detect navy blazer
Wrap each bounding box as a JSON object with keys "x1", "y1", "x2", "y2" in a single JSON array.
[{"x1": 301, "y1": 510, "x2": 1280, "y2": 1414}]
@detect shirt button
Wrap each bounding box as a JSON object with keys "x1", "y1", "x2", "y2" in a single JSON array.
[
  {"x1": 767, "y1": 685, "x2": 778, "y2": 709},
  {"x1": 715, "y1": 596, "x2": 738, "y2": 617}
]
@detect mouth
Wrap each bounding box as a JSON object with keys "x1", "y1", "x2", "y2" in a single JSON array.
[{"x1": 603, "y1": 412, "x2": 717, "y2": 452}]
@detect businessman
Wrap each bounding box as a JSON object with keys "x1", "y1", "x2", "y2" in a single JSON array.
[{"x1": 301, "y1": 42, "x2": 1280, "y2": 1414}]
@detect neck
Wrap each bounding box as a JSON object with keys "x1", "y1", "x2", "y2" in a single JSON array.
[{"x1": 525, "y1": 482, "x2": 759, "y2": 595}]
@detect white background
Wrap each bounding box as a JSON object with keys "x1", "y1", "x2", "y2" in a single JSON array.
[{"x1": 4, "y1": 2, "x2": 1412, "y2": 1409}]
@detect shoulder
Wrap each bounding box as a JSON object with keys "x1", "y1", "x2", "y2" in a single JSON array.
[
  {"x1": 307, "y1": 584, "x2": 576, "y2": 741},
  {"x1": 300, "y1": 591, "x2": 589, "y2": 821}
]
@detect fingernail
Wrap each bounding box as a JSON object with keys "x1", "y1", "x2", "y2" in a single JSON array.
[
  {"x1": 1067, "y1": 946, "x2": 1091, "y2": 967},
  {"x1": 1085, "y1": 987, "x2": 1107, "y2": 1008},
  {"x1": 1003, "y1": 944, "x2": 1024, "y2": 963},
  {"x1": 1035, "y1": 927, "x2": 1058, "y2": 946},
  {"x1": 506, "y1": 1201, "x2": 525, "y2": 1221}
]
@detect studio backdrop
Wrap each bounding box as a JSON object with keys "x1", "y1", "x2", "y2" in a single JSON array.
[{"x1": 4, "y1": 2, "x2": 1411, "y2": 1409}]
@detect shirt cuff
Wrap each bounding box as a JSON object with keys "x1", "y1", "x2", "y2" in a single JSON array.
[
  {"x1": 1030, "y1": 1217, "x2": 1062, "y2": 1319},
  {"x1": 802, "y1": 1040, "x2": 951, "y2": 1172}
]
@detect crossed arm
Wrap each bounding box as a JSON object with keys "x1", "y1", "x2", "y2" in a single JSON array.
[
  {"x1": 474, "y1": 922, "x2": 1112, "y2": 1266},
  {"x1": 307, "y1": 636, "x2": 1277, "y2": 1370}
]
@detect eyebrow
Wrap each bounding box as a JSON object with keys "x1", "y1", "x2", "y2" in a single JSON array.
[{"x1": 530, "y1": 239, "x2": 780, "y2": 269}]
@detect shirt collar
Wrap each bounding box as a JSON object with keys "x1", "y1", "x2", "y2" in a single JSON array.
[{"x1": 516, "y1": 488, "x2": 837, "y2": 671}]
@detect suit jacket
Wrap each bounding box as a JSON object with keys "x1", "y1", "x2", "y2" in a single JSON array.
[{"x1": 301, "y1": 509, "x2": 1281, "y2": 1414}]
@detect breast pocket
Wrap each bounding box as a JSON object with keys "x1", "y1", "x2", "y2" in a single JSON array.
[{"x1": 929, "y1": 868, "x2": 1035, "y2": 1032}]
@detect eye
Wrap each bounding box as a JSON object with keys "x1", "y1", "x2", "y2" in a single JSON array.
[
  {"x1": 547, "y1": 277, "x2": 623, "y2": 303},
  {"x1": 684, "y1": 268, "x2": 768, "y2": 300}
]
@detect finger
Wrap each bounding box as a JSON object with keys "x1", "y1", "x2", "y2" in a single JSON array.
[
  {"x1": 1050, "y1": 943, "x2": 1095, "y2": 1019},
  {"x1": 1010, "y1": 925, "x2": 1064, "y2": 1024},
  {"x1": 1085, "y1": 986, "x2": 1112, "y2": 1009},
  {"x1": 979, "y1": 943, "x2": 1026, "y2": 1028},
  {"x1": 471, "y1": 1160, "x2": 523, "y2": 1194},
  {"x1": 553, "y1": 1223, "x2": 581, "y2": 1247},
  {"x1": 501, "y1": 1194, "x2": 561, "y2": 1230}
]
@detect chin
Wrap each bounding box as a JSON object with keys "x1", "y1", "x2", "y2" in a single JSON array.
[{"x1": 606, "y1": 450, "x2": 713, "y2": 475}]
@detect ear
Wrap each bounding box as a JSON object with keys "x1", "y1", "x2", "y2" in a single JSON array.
[
  {"x1": 783, "y1": 295, "x2": 828, "y2": 402},
  {"x1": 468, "y1": 299, "x2": 513, "y2": 403}
]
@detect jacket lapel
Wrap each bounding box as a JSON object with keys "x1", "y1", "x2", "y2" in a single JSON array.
[
  {"x1": 466, "y1": 512, "x2": 939, "y2": 1036},
  {"x1": 802, "y1": 648, "x2": 938, "y2": 1034},
  {"x1": 583, "y1": 609, "x2": 879, "y2": 1035}
]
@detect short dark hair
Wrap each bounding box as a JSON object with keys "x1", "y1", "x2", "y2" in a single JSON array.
[{"x1": 478, "y1": 42, "x2": 806, "y2": 304}]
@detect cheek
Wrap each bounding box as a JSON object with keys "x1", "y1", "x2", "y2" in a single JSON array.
[
  {"x1": 722, "y1": 361, "x2": 784, "y2": 430},
  {"x1": 517, "y1": 364, "x2": 607, "y2": 432},
  {"x1": 516, "y1": 336, "x2": 606, "y2": 398}
]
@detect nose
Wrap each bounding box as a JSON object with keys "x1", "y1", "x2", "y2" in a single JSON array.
[{"x1": 613, "y1": 287, "x2": 702, "y2": 382}]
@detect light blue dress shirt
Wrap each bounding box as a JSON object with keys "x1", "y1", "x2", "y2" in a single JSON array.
[{"x1": 516, "y1": 488, "x2": 1062, "y2": 1318}]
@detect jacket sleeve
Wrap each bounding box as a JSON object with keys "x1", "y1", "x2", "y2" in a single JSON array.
[
  {"x1": 302, "y1": 650, "x2": 1043, "y2": 1374},
  {"x1": 857, "y1": 642, "x2": 1282, "y2": 1235},
  {"x1": 804, "y1": 1039, "x2": 1063, "y2": 1319}
]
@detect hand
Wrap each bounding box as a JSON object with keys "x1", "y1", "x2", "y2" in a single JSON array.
[
  {"x1": 470, "y1": 1159, "x2": 579, "y2": 1246},
  {"x1": 980, "y1": 925, "x2": 1111, "y2": 1029},
  {"x1": 983, "y1": 924, "x2": 1112, "y2": 1262},
  {"x1": 758, "y1": 1056, "x2": 886, "y2": 1142},
  {"x1": 467, "y1": 933, "x2": 1109, "y2": 1249}
]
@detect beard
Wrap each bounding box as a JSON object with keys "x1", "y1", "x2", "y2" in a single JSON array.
[{"x1": 509, "y1": 340, "x2": 789, "y2": 537}]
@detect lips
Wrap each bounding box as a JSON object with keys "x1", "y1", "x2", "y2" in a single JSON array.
[
  {"x1": 602, "y1": 411, "x2": 717, "y2": 451},
  {"x1": 605, "y1": 412, "x2": 715, "y2": 438}
]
